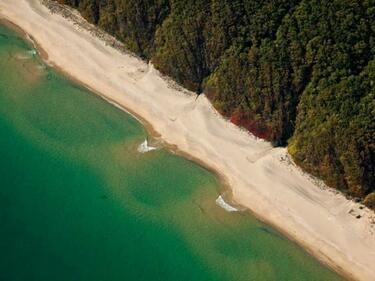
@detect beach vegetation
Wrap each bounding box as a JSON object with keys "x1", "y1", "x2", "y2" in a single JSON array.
[{"x1": 53, "y1": 0, "x2": 375, "y2": 208}]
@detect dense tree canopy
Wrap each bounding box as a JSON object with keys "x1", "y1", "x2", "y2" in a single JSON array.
[{"x1": 54, "y1": 0, "x2": 375, "y2": 209}]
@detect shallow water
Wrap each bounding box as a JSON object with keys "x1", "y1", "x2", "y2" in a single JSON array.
[{"x1": 0, "y1": 25, "x2": 343, "y2": 281}]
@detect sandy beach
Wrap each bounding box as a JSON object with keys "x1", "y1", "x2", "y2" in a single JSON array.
[{"x1": 1, "y1": 0, "x2": 374, "y2": 280}]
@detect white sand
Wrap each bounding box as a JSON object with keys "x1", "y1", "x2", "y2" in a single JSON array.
[{"x1": 1, "y1": 0, "x2": 375, "y2": 280}]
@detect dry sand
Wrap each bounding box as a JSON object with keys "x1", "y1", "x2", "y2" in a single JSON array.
[{"x1": 1, "y1": 0, "x2": 374, "y2": 280}]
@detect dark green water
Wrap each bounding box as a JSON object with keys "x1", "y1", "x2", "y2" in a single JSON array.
[{"x1": 0, "y1": 25, "x2": 342, "y2": 281}]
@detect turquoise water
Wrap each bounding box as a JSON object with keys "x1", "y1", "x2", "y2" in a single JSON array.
[{"x1": 0, "y1": 25, "x2": 342, "y2": 281}]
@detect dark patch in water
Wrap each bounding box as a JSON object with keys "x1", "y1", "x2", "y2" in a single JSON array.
[
  {"x1": 193, "y1": 200, "x2": 206, "y2": 214},
  {"x1": 0, "y1": 33, "x2": 8, "y2": 40},
  {"x1": 258, "y1": 226, "x2": 286, "y2": 240}
]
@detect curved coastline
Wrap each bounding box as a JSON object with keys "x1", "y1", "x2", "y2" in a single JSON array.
[{"x1": 0, "y1": 1, "x2": 374, "y2": 280}]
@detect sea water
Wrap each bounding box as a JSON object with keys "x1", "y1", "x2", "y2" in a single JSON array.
[{"x1": 0, "y1": 25, "x2": 342, "y2": 281}]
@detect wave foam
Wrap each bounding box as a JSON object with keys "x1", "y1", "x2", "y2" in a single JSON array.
[
  {"x1": 137, "y1": 139, "x2": 157, "y2": 153},
  {"x1": 14, "y1": 49, "x2": 36, "y2": 60},
  {"x1": 27, "y1": 49, "x2": 37, "y2": 56},
  {"x1": 215, "y1": 195, "x2": 240, "y2": 212}
]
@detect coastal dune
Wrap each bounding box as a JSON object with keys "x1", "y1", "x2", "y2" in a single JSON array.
[{"x1": 1, "y1": 0, "x2": 374, "y2": 280}]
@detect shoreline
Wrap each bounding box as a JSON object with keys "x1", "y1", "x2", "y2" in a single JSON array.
[
  {"x1": 1, "y1": 1, "x2": 375, "y2": 280},
  {"x1": 0, "y1": 18, "x2": 350, "y2": 278},
  {"x1": 0, "y1": 7, "x2": 362, "y2": 281}
]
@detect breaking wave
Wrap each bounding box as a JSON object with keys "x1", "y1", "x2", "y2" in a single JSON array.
[
  {"x1": 137, "y1": 139, "x2": 157, "y2": 153},
  {"x1": 215, "y1": 195, "x2": 240, "y2": 212},
  {"x1": 27, "y1": 49, "x2": 37, "y2": 56}
]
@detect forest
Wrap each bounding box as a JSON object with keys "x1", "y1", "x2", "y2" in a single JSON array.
[{"x1": 54, "y1": 0, "x2": 375, "y2": 209}]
